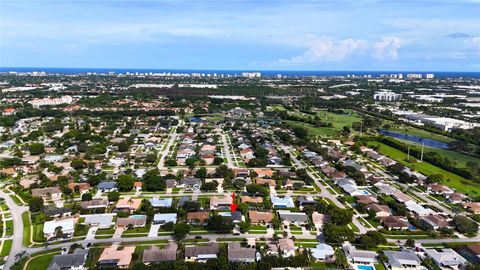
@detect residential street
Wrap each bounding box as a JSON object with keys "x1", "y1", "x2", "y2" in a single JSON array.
[{"x1": 0, "y1": 190, "x2": 28, "y2": 270}]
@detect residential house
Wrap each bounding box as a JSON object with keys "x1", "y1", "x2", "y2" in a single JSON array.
[
  {"x1": 44, "y1": 218, "x2": 75, "y2": 239},
  {"x1": 153, "y1": 213, "x2": 177, "y2": 225},
  {"x1": 142, "y1": 243, "x2": 177, "y2": 265},
  {"x1": 248, "y1": 211, "x2": 273, "y2": 224},
  {"x1": 379, "y1": 216, "x2": 411, "y2": 230},
  {"x1": 227, "y1": 242, "x2": 256, "y2": 263},
  {"x1": 366, "y1": 203, "x2": 392, "y2": 218},
  {"x1": 115, "y1": 199, "x2": 142, "y2": 213},
  {"x1": 424, "y1": 249, "x2": 467, "y2": 269},
  {"x1": 32, "y1": 186, "x2": 62, "y2": 201},
  {"x1": 115, "y1": 216, "x2": 147, "y2": 228},
  {"x1": 83, "y1": 214, "x2": 114, "y2": 229},
  {"x1": 342, "y1": 243, "x2": 377, "y2": 266},
  {"x1": 98, "y1": 182, "x2": 117, "y2": 192},
  {"x1": 271, "y1": 196, "x2": 295, "y2": 208},
  {"x1": 447, "y1": 193, "x2": 467, "y2": 204},
  {"x1": 66, "y1": 181, "x2": 90, "y2": 195},
  {"x1": 355, "y1": 195, "x2": 378, "y2": 205},
  {"x1": 384, "y1": 250, "x2": 422, "y2": 270},
  {"x1": 185, "y1": 243, "x2": 219, "y2": 262},
  {"x1": 47, "y1": 249, "x2": 89, "y2": 270},
  {"x1": 149, "y1": 198, "x2": 173, "y2": 208},
  {"x1": 278, "y1": 238, "x2": 295, "y2": 257},
  {"x1": 310, "y1": 244, "x2": 335, "y2": 262},
  {"x1": 463, "y1": 202, "x2": 480, "y2": 214},
  {"x1": 419, "y1": 215, "x2": 450, "y2": 230},
  {"x1": 210, "y1": 196, "x2": 233, "y2": 210},
  {"x1": 44, "y1": 206, "x2": 72, "y2": 218},
  {"x1": 187, "y1": 211, "x2": 210, "y2": 225},
  {"x1": 80, "y1": 199, "x2": 109, "y2": 210},
  {"x1": 427, "y1": 184, "x2": 454, "y2": 195},
  {"x1": 97, "y1": 245, "x2": 135, "y2": 269},
  {"x1": 277, "y1": 210, "x2": 309, "y2": 225}
]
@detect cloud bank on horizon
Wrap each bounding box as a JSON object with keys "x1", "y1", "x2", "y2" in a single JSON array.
[{"x1": 0, "y1": 0, "x2": 479, "y2": 71}]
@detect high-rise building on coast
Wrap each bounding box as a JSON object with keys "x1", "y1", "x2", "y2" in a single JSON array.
[{"x1": 242, "y1": 72, "x2": 261, "y2": 78}]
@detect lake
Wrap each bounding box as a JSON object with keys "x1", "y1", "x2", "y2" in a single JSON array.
[{"x1": 378, "y1": 129, "x2": 449, "y2": 149}]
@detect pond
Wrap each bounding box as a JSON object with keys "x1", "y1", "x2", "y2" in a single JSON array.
[{"x1": 378, "y1": 129, "x2": 449, "y2": 149}]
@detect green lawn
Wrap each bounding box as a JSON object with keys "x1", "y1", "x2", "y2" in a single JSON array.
[
  {"x1": 389, "y1": 125, "x2": 454, "y2": 143},
  {"x1": 23, "y1": 212, "x2": 32, "y2": 247},
  {"x1": 9, "y1": 194, "x2": 22, "y2": 205},
  {"x1": 396, "y1": 139, "x2": 480, "y2": 168},
  {"x1": 316, "y1": 109, "x2": 362, "y2": 129},
  {"x1": 33, "y1": 223, "x2": 46, "y2": 242},
  {"x1": 5, "y1": 220, "x2": 13, "y2": 236},
  {"x1": 0, "y1": 239, "x2": 12, "y2": 256},
  {"x1": 369, "y1": 141, "x2": 480, "y2": 196},
  {"x1": 25, "y1": 251, "x2": 60, "y2": 270}
]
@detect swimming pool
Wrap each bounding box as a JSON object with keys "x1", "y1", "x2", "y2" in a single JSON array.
[
  {"x1": 129, "y1": 215, "x2": 146, "y2": 219},
  {"x1": 356, "y1": 265, "x2": 375, "y2": 270}
]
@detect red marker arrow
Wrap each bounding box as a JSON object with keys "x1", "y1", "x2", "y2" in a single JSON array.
[{"x1": 230, "y1": 192, "x2": 237, "y2": 212}]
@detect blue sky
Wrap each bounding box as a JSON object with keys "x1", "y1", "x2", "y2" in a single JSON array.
[{"x1": 1, "y1": 0, "x2": 479, "y2": 71}]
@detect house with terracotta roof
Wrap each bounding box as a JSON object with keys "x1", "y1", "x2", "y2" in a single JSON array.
[
  {"x1": 81, "y1": 199, "x2": 109, "y2": 210},
  {"x1": 249, "y1": 211, "x2": 273, "y2": 224},
  {"x1": 379, "y1": 216, "x2": 410, "y2": 230},
  {"x1": 427, "y1": 184, "x2": 454, "y2": 195},
  {"x1": 254, "y1": 168, "x2": 274, "y2": 178},
  {"x1": 209, "y1": 196, "x2": 233, "y2": 210},
  {"x1": 67, "y1": 181, "x2": 90, "y2": 194},
  {"x1": 420, "y1": 214, "x2": 450, "y2": 230},
  {"x1": 463, "y1": 202, "x2": 480, "y2": 214},
  {"x1": 115, "y1": 198, "x2": 142, "y2": 213},
  {"x1": 366, "y1": 203, "x2": 392, "y2": 218},
  {"x1": 392, "y1": 191, "x2": 414, "y2": 203},
  {"x1": 255, "y1": 178, "x2": 276, "y2": 187},
  {"x1": 355, "y1": 195, "x2": 378, "y2": 205},
  {"x1": 187, "y1": 211, "x2": 210, "y2": 224},
  {"x1": 115, "y1": 216, "x2": 147, "y2": 228},
  {"x1": 241, "y1": 195, "x2": 263, "y2": 204},
  {"x1": 31, "y1": 186, "x2": 62, "y2": 201},
  {"x1": 97, "y1": 245, "x2": 135, "y2": 269},
  {"x1": 447, "y1": 193, "x2": 467, "y2": 204}
]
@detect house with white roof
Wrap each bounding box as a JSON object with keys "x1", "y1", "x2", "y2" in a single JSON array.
[
  {"x1": 153, "y1": 213, "x2": 178, "y2": 225},
  {"x1": 424, "y1": 249, "x2": 467, "y2": 270},
  {"x1": 149, "y1": 198, "x2": 173, "y2": 208},
  {"x1": 44, "y1": 218, "x2": 75, "y2": 239},
  {"x1": 384, "y1": 250, "x2": 423, "y2": 270},
  {"x1": 310, "y1": 244, "x2": 335, "y2": 261},
  {"x1": 271, "y1": 196, "x2": 295, "y2": 208}
]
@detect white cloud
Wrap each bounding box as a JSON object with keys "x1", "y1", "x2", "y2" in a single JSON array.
[
  {"x1": 278, "y1": 36, "x2": 405, "y2": 64},
  {"x1": 372, "y1": 36, "x2": 404, "y2": 60}
]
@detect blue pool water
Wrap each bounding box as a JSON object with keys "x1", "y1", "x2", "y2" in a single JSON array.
[
  {"x1": 129, "y1": 215, "x2": 146, "y2": 219},
  {"x1": 378, "y1": 130, "x2": 449, "y2": 149},
  {"x1": 357, "y1": 265, "x2": 375, "y2": 270}
]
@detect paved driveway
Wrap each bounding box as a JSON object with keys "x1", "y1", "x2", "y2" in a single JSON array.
[{"x1": 148, "y1": 224, "x2": 161, "y2": 237}]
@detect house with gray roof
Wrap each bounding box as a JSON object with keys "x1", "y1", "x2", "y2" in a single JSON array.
[
  {"x1": 277, "y1": 210, "x2": 309, "y2": 225},
  {"x1": 83, "y1": 214, "x2": 114, "y2": 229},
  {"x1": 142, "y1": 243, "x2": 177, "y2": 265},
  {"x1": 384, "y1": 250, "x2": 422, "y2": 270},
  {"x1": 47, "y1": 249, "x2": 89, "y2": 270},
  {"x1": 228, "y1": 242, "x2": 256, "y2": 263}
]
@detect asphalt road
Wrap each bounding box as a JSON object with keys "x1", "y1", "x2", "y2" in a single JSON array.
[{"x1": 0, "y1": 190, "x2": 28, "y2": 269}]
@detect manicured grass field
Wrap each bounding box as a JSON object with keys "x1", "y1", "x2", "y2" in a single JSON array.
[
  {"x1": 397, "y1": 139, "x2": 480, "y2": 168},
  {"x1": 388, "y1": 125, "x2": 454, "y2": 143},
  {"x1": 0, "y1": 239, "x2": 12, "y2": 256},
  {"x1": 369, "y1": 141, "x2": 480, "y2": 196},
  {"x1": 33, "y1": 223, "x2": 46, "y2": 242},
  {"x1": 22, "y1": 212, "x2": 32, "y2": 246},
  {"x1": 316, "y1": 109, "x2": 362, "y2": 129},
  {"x1": 25, "y1": 251, "x2": 60, "y2": 270}
]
